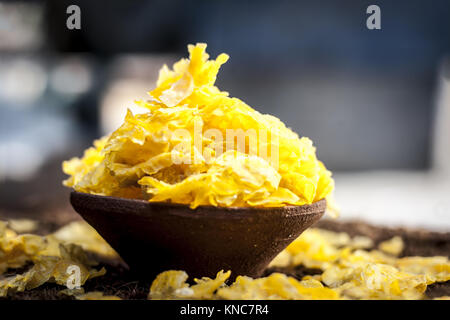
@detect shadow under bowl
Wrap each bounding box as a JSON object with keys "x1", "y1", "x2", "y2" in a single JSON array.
[{"x1": 70, "y1": 191, "x2": 326, "y2": 280}]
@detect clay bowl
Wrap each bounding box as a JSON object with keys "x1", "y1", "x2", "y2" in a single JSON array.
[{"x1": 70, "y1": 191, "x2": 326, "y2": 280}]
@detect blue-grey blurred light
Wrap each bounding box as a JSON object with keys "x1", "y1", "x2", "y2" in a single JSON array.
[
  {"x1": 50, "y1": 57, "x2": 93, "y2": 96},
  {"x1": 0, "y1": 58, "x2": 47, "y2": 106},
  {"x1": 0, "y1": 2, "x2": 43, "y2": 51},
  {"x1": 0, "y1": 110, "x2": 76, "y2": 181}
]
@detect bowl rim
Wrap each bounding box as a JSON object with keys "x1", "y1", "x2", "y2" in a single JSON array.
[{"x1": 70, "y1": 190, "x2": 327, "y2": 219}]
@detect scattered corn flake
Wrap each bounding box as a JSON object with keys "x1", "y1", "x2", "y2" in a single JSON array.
[
  {"x1": 190, "y1": 270, "x2": 231, "y2": 299},
  {"x1": 7, "y1": 219, "x2": 38, "y2": 234},
  {"x1": 268, "y1": 250, "x2": 291, "y2": 268},
  {"x1": 62, "y1": 43, "x2": 335, "y2": 209},
  {"x1": 0, "y1": 269, "x2": 36, "y2": 297},
  {"x1": 350, "y1": 236, "x2": 374, "y2": 249},
  {"x1": 395, "y1": 256, "x2": 450, "y2": 283},
  {"x1": 149, "y1": 270, "x2": 190, "y2": 300},
  {"x1": 378, "y1": 236, "x2": 404, "y2": 256},
  {"x1": 338, "y1": 249, "x2": 397, "y2": 269},
  {"x1": 149, "y1": 270, "x2": 230, "y2": 300},
  {"x1": 51, "y1": 221, "x2": 118, "y2": 258},
  {"x1": 301, "y1": 274, "x2": 323, "y2": 282},
  {"x1": 0, "y1": 227, "x2": 47, "y2": 274}
]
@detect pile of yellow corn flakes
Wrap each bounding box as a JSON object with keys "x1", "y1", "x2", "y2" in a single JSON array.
[
  {"x1": 1, "y1": 219, "x2": 448, "y2": 300},
  {"x1": 63, "y1": 43, "x2": 334, "y2": 209}
]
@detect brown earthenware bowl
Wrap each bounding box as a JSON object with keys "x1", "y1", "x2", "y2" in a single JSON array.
[{"x1": 70, "y1": 191, "x2": 326, "y2": 280}]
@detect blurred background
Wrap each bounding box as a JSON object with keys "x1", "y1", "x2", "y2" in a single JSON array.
[{"x1": 0, "y1": 0, "x2": 449, "y2": 230}]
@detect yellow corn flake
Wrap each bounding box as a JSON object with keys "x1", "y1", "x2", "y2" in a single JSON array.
[
  {"x1": 395, "y1": 256, "x2": 450, "y2": 283},
  {"x1": 349, "y1": 236, "x2": 374, "y2": 249},
  {"x1": 51, "y1": 243, "x2": 106, "y2": 286},
  {"x1": 7, "y1": 219, "x2": 38, "y2": 234},
  {"x1": 190, "y1": 270, "x2": 231, "y2": 299},
  {"x1": 62, "y1": 43, "x2": 334, "y2": 208},
  {"x1": 51, "y1": 221, "x2": 118, "y2": 258},
  {"x1": 434, "y1": 296, "x2": 450, "y2": 300},
  {"x1": 301, "y1": 274, "x2": 323, "y2": 282},
  {"x1": 0, "y1": 269, "x2": 36, "y2": 296},
  {"x1": 62, "y1": 137, "x2": 109, "y2": 192},
  {"x1": 378, "y1": 236, "x2": 404, "y2": 256},
  {"x1": 0, "y1": 227, "x2": 47, "y2": 274},
  {"x1": 268, "y1": 250, "x2": 291, "y2": 268},
  {"x1": 149, "y1": 270, "x2": 190, "y2": 299},
  {"x1": 149, "y1": 270, "x2": 230, "y2": 300}
]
